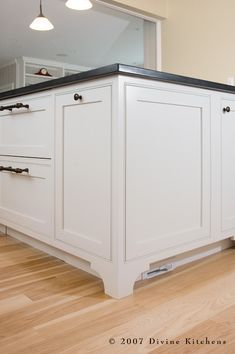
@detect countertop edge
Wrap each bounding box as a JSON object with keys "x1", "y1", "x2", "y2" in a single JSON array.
[{"x1": 1, "y1": 63, "x2": 235, "y2": 100}]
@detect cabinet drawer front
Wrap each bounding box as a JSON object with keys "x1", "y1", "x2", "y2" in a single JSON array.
[
  {"x1": 55, "y1": 85, "x2": 111, "y2": 259},
  {"x1": 0, "y1": 157, "x2": 53, "y2": 240},
  {"x1": 125, "y1": 86, "x2": 211, "y2": 260},
  {"x1": 0, "y1": 95, "x2": 53, "y2": 158}
]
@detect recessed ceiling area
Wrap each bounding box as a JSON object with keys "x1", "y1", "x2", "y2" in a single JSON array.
[{"x1": 0, "y1": 0, "x2": 144, "y2": 68}]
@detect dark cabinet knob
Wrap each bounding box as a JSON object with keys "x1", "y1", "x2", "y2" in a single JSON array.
[
  {"x1": 223, "y1": 106, "x2": 231, "y2": 113},
  {"x1": 74, "y1": 93, "x2": 82, "y2": 101}
]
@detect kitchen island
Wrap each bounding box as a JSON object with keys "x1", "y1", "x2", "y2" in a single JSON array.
[{"x1": 0, "y1": 64, "x2": 234, "y2": 298}]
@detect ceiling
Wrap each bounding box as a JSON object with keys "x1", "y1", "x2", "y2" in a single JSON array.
[{"x1": 0, "y1": 0, "x2": 144, "y2": 68}]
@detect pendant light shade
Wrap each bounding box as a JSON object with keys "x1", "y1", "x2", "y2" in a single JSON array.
[
  {"x1": 29, "y1": 0, "x2": 54, "y2": 31},
  {"x1": 66, "y1": 0, "x2": 93, "y2": 10}
]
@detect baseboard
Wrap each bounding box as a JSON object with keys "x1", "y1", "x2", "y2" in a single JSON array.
[
  {"x1": 137, "y1": 238, "x2": 234, "y2": 280},
  {"x1": 4, "y1": 226, "x2": 234, "y2": 286},
  {"x1": 0, "y1": 224, "x2": 7, "y2": 235},
  {"x1": 6, "y1": 227, "x2": 100, "y2": 278}
]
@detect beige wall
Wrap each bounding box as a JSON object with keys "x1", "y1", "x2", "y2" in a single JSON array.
[
  {"x1": 103, "y1": 0, "x2": 168, "y2": 19},
  {"x1": 162, "y1": 0, "x2": 235, "y2": 84},
  {"x1": 104, "y1": 0, "x2": 235, "y2": 84}
]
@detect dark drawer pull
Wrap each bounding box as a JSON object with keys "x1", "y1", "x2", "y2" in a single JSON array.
[
  {"x1": 223, "y1": 106, "x2": 231, "y2": 113},
  {"x1": 0, "y1": 166, "x2": 29, "y2": 174},
  {"x1": 0, "y1": 103, "x2": 29, "y2": 112}
]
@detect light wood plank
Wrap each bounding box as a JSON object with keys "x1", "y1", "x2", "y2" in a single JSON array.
[
  {"x1": 0, "y1": 235, "x2": 235, "y2": 354},
  {"x1": 0, "y1": 295, "x2": 32, "y2": 315}
]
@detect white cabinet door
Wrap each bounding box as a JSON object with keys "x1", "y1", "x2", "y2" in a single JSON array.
[
  {"x1": 0, "y1": 156, "x2": 53, "y2": 240},
  {"x1": 221, "y1": 99, "x2": 235, "y2": 234},
  {"x1": 125, "y1": 86, "x2": 211, "y2": 260},
  {"x1": 0, "y1": 95, "x2": 53, "y2": 158},
  {"x1": 55, "y1": 86, "x2": 111, "y2": 259}
]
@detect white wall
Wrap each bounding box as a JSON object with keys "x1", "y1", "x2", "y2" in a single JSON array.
[{"x1": 162, "y1": 0, "x2": 235, "y2": 84}]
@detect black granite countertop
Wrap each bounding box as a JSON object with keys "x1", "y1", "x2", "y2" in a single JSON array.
[{"x1": 1, "y1": 63, "x2": 235, "y2": 101}]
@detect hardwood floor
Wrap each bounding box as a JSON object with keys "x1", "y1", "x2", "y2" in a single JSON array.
[{"x1": 0, "y1": 235, "x2": 235, "y2": 353}]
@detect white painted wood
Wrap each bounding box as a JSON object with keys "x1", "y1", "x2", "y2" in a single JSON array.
[
  {"x1": 0, "y1": 83, "x2": 14, "y2": 93},
  {"x1": 0, "y1": 95, "x2": 53, "y2": 158},
  {"x1": 16, "y1": 57, "x2": 91, "y2": 88},
  {"x1": 55, "y1": 85, "x2": 112, "y2": 259},
  {"x1": 221, "y1": 98, "x2": 235, "y2": 234},
  {"x1": 1, "y1": 75, "x2": 235, "y2": 298},
  {"x1": 125, "y1": 85, "x2": 211, "y2": 260},
  {"x1": 0, "y1": 156, "x2": 53, "y2": 241},
  {"x1": 156, "y1": 21, "x2": 162, "y2": 71},
  {"x1": 210, "y1": 93, "x2": 221, "y2": 241},
  {"x1": 5, "y1": 224, "x2": 233, "y2": 298},
  {"x1": 0, "y1": 62, "x2": 17, "y2": 90},
  {"x1": 6, "y1": 227, "x2": 100, "y2": 278}
]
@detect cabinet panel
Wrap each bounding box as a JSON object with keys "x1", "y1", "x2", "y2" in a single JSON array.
[
  {"x1": 125, "y1": 86, "x2": 211, "y2": 260},
  {"x1": 55, "y1": 86, "x2": 111, "y2": 259},
  {"x1": 0, "y1": 156, "x2": 53, "y2": 240},
  {"x1": 0, "y1": 95, "x2": 53, "y2": 158},
  {"x1": 221, "y1": 99, "x2": 235, "y2": 233}
]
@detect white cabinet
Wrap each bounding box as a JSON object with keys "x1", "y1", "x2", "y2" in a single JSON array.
[
  {"x1": 125, "y1": 86, "x2": 211, "y2": 259},
  {"x1": 0, "y1": 95, "x2": 53, "y2": 158},
  {"x1": 221, "y1": 99, "x2": 235, "y2": 234},
  {"x1": 55, "y1": 86, "x2": 112, "y2": 259},
  {"x1": 1, "y1": 75, "x2": 235, "y2": 299},
  {"x1": 0, "y1": 92, "x2": 54, "y2": 243},
  {"x1": 0, "y1": 156, "x2": 53, "y2": 240}
]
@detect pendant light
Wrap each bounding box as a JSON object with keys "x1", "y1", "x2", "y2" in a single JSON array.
[
  {"x1": 29, "y1": 0, "x2": 54, "y2": 31},
  {"x1": 65, "y1": 0, "x2": 93, "y2": 10}
]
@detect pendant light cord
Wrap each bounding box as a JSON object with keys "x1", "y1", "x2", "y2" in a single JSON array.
[{"x1": 39, "y1": 0, "x2": 43, "y2": 16}]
